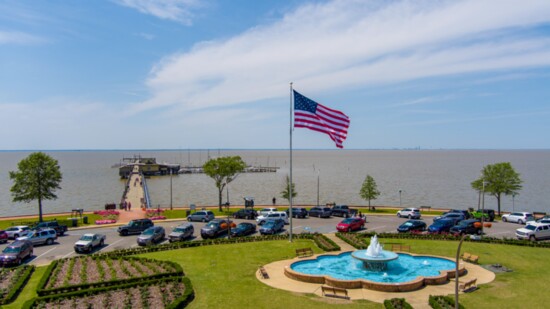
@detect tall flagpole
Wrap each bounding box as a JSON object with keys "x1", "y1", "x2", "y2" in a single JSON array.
[{"x1": 289, "y1": 82, "x2": 294, "y2": 242}]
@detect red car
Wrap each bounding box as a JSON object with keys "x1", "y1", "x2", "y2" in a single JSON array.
[
  {"x1": 0, "y1": 230, "x2": 8, "y2": 244},
  {"x1": 336, "y1": 218, "x2": 365, "y2": 232}
]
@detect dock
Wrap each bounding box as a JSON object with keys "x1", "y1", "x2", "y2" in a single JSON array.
[
  {"x1": 118, "y1": 155, "x2": 180, "y2": 178},
  {"x1": 179, "y1": 165, "x2": 278, "y2": 174},
  {"x1": 118, "y1": 164, "x2": 151, "y2": 222}
]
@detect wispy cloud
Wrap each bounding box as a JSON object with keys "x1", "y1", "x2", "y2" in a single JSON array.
[
  {"x1": 132, "y1": 0, "x2": 550, "y2": 114},
  {"x1": 136, "y1": 32, "x2": 155, "y2": 40},
  {"x1": 0, "y1": 30, "x2": 45, "y2": 44},
  {"x1": 115, "y1": 0, "x2": 201, "y2": 25}
]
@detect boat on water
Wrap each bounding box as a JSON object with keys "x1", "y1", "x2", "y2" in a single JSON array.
[{"x1": 117, "y1": 155, "x2": 180, "y2": 178}]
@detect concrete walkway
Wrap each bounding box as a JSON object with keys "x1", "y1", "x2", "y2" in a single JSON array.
[
  {"x1": 324, "y1": 233, "x2": 356, "y2": 251},
  {"x1": 258, "y1": 252, "x2": 495, "y2": 308},
  {"x1": 118, "y1": 164, "x2": 147, "y2": 223}
]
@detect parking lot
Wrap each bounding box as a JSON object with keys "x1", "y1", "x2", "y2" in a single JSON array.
[{"x1": 1, "y1": 213, "x2": 523, "y2": 267}]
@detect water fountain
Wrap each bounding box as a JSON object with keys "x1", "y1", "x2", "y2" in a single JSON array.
[{"x1": 351, "y1": 235, "x2": 398, "y2": 271}]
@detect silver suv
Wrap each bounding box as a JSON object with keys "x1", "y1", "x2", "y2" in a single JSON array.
[
  {"x1": 397, "y1": 208, "x2": 421, "y2": 219},
  {"x1": 187, "y1": 211, "x2": 215, "y2": 222},
  {"x1": 516, "y1": 223, "x2": 550, "y2": 241},
  {"x1": 17, "y1": 228, "x2": 57, "y2": 246},
  {"x1": 502, "y1": 212, "x2": 534, "y2": 224}
]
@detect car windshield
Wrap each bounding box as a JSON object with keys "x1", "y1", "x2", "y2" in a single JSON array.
[
  {"x1": 173, "y1": 228, "x2": 185, "y2": 233},
  {"x1": 6, "y1": 227, "x2": 17, "y2": 231},
  {"x1": 2, "y1": 246, "x2": 20, "y2": 253},
  {"x1": 80, "y1": 235, "x2": 93, "y2": 241},
  {"x1": 26, "y1": 232, "x2": 36, "y2": 237},
  {"x1": 206, "y1": 222, "x2": 219, "y2": 228},
  {"x1": 142, "y1": 228, "x2": 155, "y2": 235},
  {"x1": 342, "y1": 219, "x2": 354, "y2": 224},
  {"x1": 525, "y1": 225, "x2": 537, "y2": 231},
  {"x1": 263, "y1": 221, "x2": 275, "y2": 228},
  {"x1": 433, "y1": 221, "x2": 448, "y2": 227},
  {"x1": 236, "y1": 223, "x2": 248, "y2": 228},
  {"x1": 457, "y1": 221, "x2": 470, "y2": 227},
  {"x1": 402, "y1": 222, "x2": 414, "y2": 227}
]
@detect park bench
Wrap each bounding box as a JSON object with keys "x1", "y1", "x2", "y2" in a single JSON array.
[
  {"x1": 258, "y1": 266, "x2": 269, "y2": 279},
  {"x1": 459, "y1": 278, "x2": 477, "y2": 292},
  {"x1": 462, "y1": 252, "x2": 479, "y2": 263},
  {"x1": 296, "y1": 247, "x2": 314, "y2": 258},
  {"x1": 321, "y1": 286, "x2": 350, "y2": 300},
  {"x1": 391, "y1": 244, "x2": 411, "y2": 252}
]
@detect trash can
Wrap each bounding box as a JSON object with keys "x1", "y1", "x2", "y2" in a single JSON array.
[
  {"x1": 186, "y1": 210, "x2": 191, "y2": 217},
  {"x1": 83, "y1": 216, "x2": 88, "y2": 224},
  {"x1": 71, "y1": 218, "x2": 78, "y2": 227}
]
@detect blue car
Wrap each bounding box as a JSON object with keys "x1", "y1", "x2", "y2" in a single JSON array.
[
  {"x1": 259, "y1": 219, "x2": 284, "y2": 235},
  {"x1": 428, "y1": 218, "x2": 455, "y2": 233}
]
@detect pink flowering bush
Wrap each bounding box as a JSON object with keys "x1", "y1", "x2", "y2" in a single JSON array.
[
  {"x1": 150, "y1": 216, "x2": 166, "y2": 221},
  {"x1": 95, "y1": 219, "x2": 117, "y2": 225}
]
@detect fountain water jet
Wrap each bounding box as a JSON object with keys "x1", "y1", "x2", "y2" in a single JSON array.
[{"x1": 351, "y1": 235, "x2": 398, "y2": 271}]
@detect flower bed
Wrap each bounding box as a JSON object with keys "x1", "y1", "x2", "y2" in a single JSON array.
[
  {"x1": 38, "y1": 256, "x2": 182, "y2": 296},
  {"x1": 429, "y1": 295, "x2": 464, "y2": 309},
  {"x1": 92, "y1": 210, "x2": 120, "y2": 216},
  {"x1": 150, "y1": 216, "x2": 167, "y2": 220},
  {"x1": 384, "y1": 298, "x2": 413, "y2": 309},
  {"x1": 0, "y1": 265, "x2": 34, "y2": 305},
  {"x1": 94, "y1": 219, "x2": 117, "y2": 225}
]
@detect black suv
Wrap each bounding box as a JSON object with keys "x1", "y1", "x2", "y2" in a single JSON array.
[
  {"x1": 33, "y1": 221, "x2": 67, "y2": 236},
  {"x1": 308, "y1": 207, "x2": 332, "y2": 218},
  {"x1": 450, "y1": 219, "x2": 482, "y2": 235},
  {"x1": 331, "y1": 205, "x2": 356, "y2": 218},
  {"x1": 233, "y1": 208, "x2": 258, "y2": 220},
  {"x1": 117, "y1": 219, "x2": 154, "y2": 236},
  {"x1": 0, "y1": 240, "x2": 33, "y2": 266},
  {"x1": 200, "y1": 219, "x2": 233, "y2": 239},
  {"x1": 448, "y1": 209, "x2": 471, "y2": 220},
  {"x1": 286, "y1": 208, "x2": 308, "y2": 218}
]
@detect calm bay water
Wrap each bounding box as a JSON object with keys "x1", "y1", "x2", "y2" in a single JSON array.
[{"x1": 0, "y1": 150, "x2": 549, "y2": 217}]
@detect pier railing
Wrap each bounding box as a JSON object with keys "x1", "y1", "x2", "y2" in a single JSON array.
[{"x1": 141, "y1": 172, "x2": 152, "y2": 209}]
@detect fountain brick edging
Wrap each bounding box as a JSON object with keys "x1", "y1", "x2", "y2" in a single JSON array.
[{"x1": 284, "y1": 251, "x2": 467, "y2": 292}]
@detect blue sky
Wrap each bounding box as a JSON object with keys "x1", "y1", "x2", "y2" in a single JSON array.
[{"x1": 1, "y1": 0, "x2": 550, "y2": 150}]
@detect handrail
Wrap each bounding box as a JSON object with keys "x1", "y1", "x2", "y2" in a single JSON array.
[{"x1": 141, "y1": 172, "x2": 152, "y2": 209}]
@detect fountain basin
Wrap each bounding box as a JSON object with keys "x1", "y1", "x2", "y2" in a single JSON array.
[{"x1": 285, "y1": 252, "x2": 466, "y2": 292}]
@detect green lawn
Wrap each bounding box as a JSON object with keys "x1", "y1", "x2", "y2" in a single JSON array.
[
  {"x1": 0, "y1": 214, "x2": 103, "y2": 230},
  {"x1": 6, "y1": 238, "x2": 550, "y2": 308}
]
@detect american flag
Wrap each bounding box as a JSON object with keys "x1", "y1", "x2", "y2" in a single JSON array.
[{"x1": 293, "y1": 90, "x2": 350, "y2": 148}]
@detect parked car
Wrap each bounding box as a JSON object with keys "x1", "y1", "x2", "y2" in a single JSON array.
[
  {"x1": 396, "y1": 208, "x2": 421, "y2": 219},
  {"x1": 447, "y1": 209, "x2": 471, "y2": 220},
  {"x1": 516, "y1": 223, "x2": 550, "y2": 241},
  {"x1": 336, "y1": 217, "x2": 365, "y2": 232},
  {"x1": 0, "y1": 230, "x2": 7, "y2": 244},
  {"x1": 17, "y1": 228, "x2": 57, "y2": 246},
  {"x1": 200, "y1": 219, "x2": 235, "y2": 239},
  {"x1": 397, "y1": 220, "x2": 427, "y2": 233},
  {"x1": 5, "y1": 225, "x2": 31, "y2": 239},
  {"x1": 233, "y1": 208, "x2": 258, "y2": 220},
  {"x1": 258, "y1": 208, "x2": 278, "y2": 216},
  {"x1": 428, "y1": 218, "x2": 455, "y2": 233},
  {"x1": 470, "y1": 209, "x2": 496, "y2": 222},
  {"x1": 331, "y1": 205, "x2": 357, "y2": 218},
  {"x1": 137, "y1": 226, "x2": 165, "y2": 246},
  {"x1": 168, "y1": 223, "x2": 194, "y2": 242},
  {"x1": 0, "y1": 240, "x2": 33, "y2": 267},
  {"x1": 259, "y1": 219, "x2": 285, "y2": 235},
  {"x1": 256, "y1": 211, "x2": 289, "y2": 225},
  {"x1": 230, "y1": 222, "x2": 256, "y2": 237},
  {"x1": 285, "y1": 207, "x2": 308, "y2": 218},
  {"x1": 32, "y1": 221, "x2": 67, "y2": 236},
  {"x1": 308, "y1": 207, "x2": 332, "y2": 218},
  {"x1": 433, "y1": 212, "x2": 465, "y2": 225},
  {"x1": 526, "y1": 216, "x2": 550, "y2": 226},
  {"x1": 502, "y1": 212, "x2": 534, "y2": 224},
  {"x1": 187, "y1": 210, "x2": 215, "y2": 222},
  {"x1": 74, "y1": 233, "x2": 106, "y2": 253},
  {"x1": 449, "y1": 219, "x2": 482, "y2": 235},
  {"x1": 117, "y1": 218, "x2": 154, "y2": 236}
]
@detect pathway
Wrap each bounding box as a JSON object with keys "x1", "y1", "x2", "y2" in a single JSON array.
[{"x1": 118, "y1": 164, "x2": 146, "y2": 223}]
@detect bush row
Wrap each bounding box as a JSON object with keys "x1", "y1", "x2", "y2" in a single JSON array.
[
  {"x1": 37, "y1": 256, "x2": 183, "y2": 296},
  {"x1": 384, "y1": 298, "x2": 414, "y2": 309},
  {"x1": 23, "y1": 276, "x2": 193, "y2": 309},
  {"x1": 335, "y1": 232, "x2": 368, "y2": 249},
  {"x1": 0, "y1": 265, "x2": 35, "y2": 305},
  {"x1": 340, "y1": 231, "x2": 550, "y2": 249},
  {"x1": 429, "y1": 295, "x2": 464, "y2": 309}
]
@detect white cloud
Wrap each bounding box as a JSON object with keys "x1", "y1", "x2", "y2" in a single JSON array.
[
  {"x1": 115, "y1": 0, "x2": 201, "y2": 25},
  {"x1": 133, "y1": 0, "x2": 550, "y2": 114},
  {"x1": 0, "y1": 30, "x2": 45, "y2": 44}
]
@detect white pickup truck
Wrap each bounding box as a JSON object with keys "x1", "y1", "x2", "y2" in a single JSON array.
[{"x1": 74, "y1": 233, "x2": 106, "y2": 253}]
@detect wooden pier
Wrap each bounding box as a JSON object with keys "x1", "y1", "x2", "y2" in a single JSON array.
[{"x1": 118, "y1": 164, "x2": 150, "y2": 222}]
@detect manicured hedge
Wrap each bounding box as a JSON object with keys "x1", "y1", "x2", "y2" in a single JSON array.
[
  {"x1": 335, "y1": 232, "x2": 368, "y2": 249},
  {"x1": 429, "y1": 295, "x2": 464, "y2": 309},
  {"x1": 384, "y1": 298, "x2": 413, "y2": 309},
  {"x1": 0, "y1": 265, "x2": 34, "y2": 305}
]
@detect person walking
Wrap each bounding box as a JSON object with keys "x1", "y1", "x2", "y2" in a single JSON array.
[{"x1": 272, "y1": 197, "x2": 276, "y2": 205}]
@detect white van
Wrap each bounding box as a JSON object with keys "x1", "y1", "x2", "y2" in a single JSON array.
[
  {"x1": 259, "y1": 208, "x2": 278, "y2": 216},
  {"x1": 256, "y1": 211, "x2": 289, "y2": 225},
  {"x1": 516, "y1": 222, "x2": 550, "y2": 241}
]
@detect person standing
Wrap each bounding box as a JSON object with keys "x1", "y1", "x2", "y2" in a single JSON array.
[{"x1": 272, "y1": 197, "x2": 276, "y2": 205}]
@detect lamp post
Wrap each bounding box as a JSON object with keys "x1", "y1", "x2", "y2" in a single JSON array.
[
  {"x1": 399, "y1": 189, "x2": 402, "y2": 208},
  {"x1": 317, "y1": 170, "x2": 320, "y2": 207},
  {"x1": 170, "y1": 170, "x2": 173, "y2": 210},
  {"x1": 481, "y1": 180, "x2": 487, "y2": 237},
  {"x1": 455, "y1": 233, "x2": 468, "y2": 309},
  {"x1": 512, "y1": 193, "x2": 516, "y2": 212}
]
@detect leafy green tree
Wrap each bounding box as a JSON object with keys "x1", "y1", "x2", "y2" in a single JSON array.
[
  {"x1": 9, "y1": 152, "x2": 63, "y2": 222},
  {"x1": 280, "y1": 175, "x2": 297, "y2": 202},
  {"x1": 471, "y1": 162, "x2": 522, "y2": 216},
  {"x1": 203, "y1": 156, "x2": 246, "y2": 211},
  {"x1": 359, "y1": 174, "x2": 380, "y2": 210}
]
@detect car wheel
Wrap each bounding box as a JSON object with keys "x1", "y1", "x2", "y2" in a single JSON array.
[
  {"x1": 530, "y1": 235, "x2": 536, "y2": 242},
  {"x1": 59, "y1": 231, "x2": 64, "y2": 236},
  {"x1": 46, "y1": 238, "x2": 53, "y2": 245},
  {"x1": 518, "y1": 220, "x2": 524, "y2": 225},
  {"x1": 318, "y1": 214, "x2": 321, "y2": 218},
  {"x1": 17, "y1": 258, "x2": 22, "y2": 265},
  {"x1": 187, "y1": 217, "x2": 191, "y2": 222},
  {"x1": 202, "y1": 218, "x2": 206, "y2": 222},
  {"x1": 347, "y1": 228, "x2": 352, "y2": 233},
  {"x1": 397, "y1": 213, "x2": 401, "y2": 218},
  {"x1": 502, "y1": 217, "x2": 507, "y2": 222},
  {"x1": 14, "y1": 234, "x2": 19, "y2": 239},
  {"x1": 100, "y1": 239, "x2": 104, "y2": 246},
  {"x1": 477, "y1": 229, "x2": 482, "y2": 235},
  {"x1": 121, "y1": 230, "x2": 128, "y2": 236}
]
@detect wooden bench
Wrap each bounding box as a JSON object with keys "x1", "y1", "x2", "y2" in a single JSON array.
[
  {"x1": 258, "y1": 266, "x2": 269, "y2": 279},
  {"x1": 459, "y1": 278, "x2": 477, "y2": 292},
  {"x1": 462, "y1": 252, "x2": 479, "y2": 263},
  {"x1": 391, "y1": 244, "x2": 411, "y2": 252},
  {"x1": 296, "y1": 247, "x2": 314, "y2": 258},
  {"x1": 321, "y1": 286, "x2": 350, "y2": 300}
]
